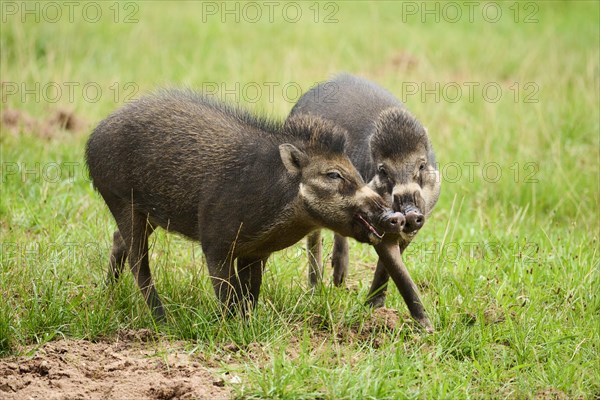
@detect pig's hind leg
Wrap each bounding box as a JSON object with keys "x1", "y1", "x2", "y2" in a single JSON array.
[
  {"x1": 106, "y1": 230, "x2": 127, "y2": 284},
  {"x1": 103, "y1": 194, "x2": 165, "y2": 321}
]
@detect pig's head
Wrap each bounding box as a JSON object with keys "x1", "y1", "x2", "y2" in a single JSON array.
[
  {"x1": 281, "y1": 115, "x2": 405, "y2": 245},
  {"x1": 369, "y1": 108, "x2": 441, "y2": 241}
]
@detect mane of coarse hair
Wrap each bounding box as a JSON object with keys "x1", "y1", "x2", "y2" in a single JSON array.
[
  {"x1": 283, "y1": 114, "x2": 347, "y2": 155},
  {"x1": 371, "y1": 107, "x2": 429, "y2": 158},
  {"x1": 153, "y1": 88, "x2": 284, "y2": 135}
]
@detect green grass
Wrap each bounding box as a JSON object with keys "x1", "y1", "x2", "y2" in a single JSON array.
[{"x1": 1, "y1": 1, "x2": 599, "y2": 398}]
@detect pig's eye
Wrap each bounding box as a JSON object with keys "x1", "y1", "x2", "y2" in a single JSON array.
[
  {"x1": 378, "y1": 165, "x2": 388, "y2": 178},
  {"x1": 327, "y1": 171, "x2": 342, "y2": 180},
  {"x1": 419, "y1": 163, "x2": 426, "y2": 171}
]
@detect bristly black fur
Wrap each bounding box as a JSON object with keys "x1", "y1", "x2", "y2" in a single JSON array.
[
  {"x1": 371, "y1": 108, "x2": 429, "y2": 159},
  {"x1": 143, "y1": 88, "x2": 284, "y2": 134},
  {"x1": 284, "y1": 114, "x2": 347, "y2": 155},
  {"x1": 124, "y1": 88, "x2": 347, "y2": 156}
]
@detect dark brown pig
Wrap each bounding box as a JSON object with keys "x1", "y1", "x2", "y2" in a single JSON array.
[
  {"x1": 86, "y1": 89, "x2": 404, "y2": 320},
  {"x1": 288, "y1": 74, "x2": 441, "y2": 331}
]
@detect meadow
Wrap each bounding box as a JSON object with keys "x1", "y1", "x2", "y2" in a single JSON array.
[{"x1": 1, "y1": 1, "x2": 598, "y2": 398}]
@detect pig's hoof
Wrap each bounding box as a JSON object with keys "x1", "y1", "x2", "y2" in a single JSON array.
[
  {"x1": 416, "y1": 317, "x2": 434, "y2": 333},
  {"x1": 152, "y1": 308, "x2": 167, "y2": 324},
  {"x1": 365, "y1": 295, "x2": 386, "y2": 309}
]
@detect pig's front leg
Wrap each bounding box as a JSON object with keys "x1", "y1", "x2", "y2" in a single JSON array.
[
  {"x1": 365, "y1": 258, "x2": 390, "y2": 309},
  {"x1": 365, "y1": 239, "x2": 411, "y2": 308},
  {"x1": 372, "y1": 237, "x2": 433, "y2": 332}
]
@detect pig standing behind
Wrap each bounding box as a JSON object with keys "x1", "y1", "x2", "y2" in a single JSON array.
[
  {"x1": 86, "y1": 89, "x2": 404, "y2": 320},
  {"x1": 289, "y1": 74, "x2": 441, "y2": 330}
]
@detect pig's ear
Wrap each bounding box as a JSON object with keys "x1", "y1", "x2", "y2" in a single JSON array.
[{"x1": 279, "y1": 144, "x2": 309, "y2": 175}]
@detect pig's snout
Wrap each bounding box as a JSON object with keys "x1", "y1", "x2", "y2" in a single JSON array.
[
  {"x1": 379, "y1": 211, "x2": 405, "y2": 233},
  {"x1": 404, "y1": 209, "x2": 424, "y2": 233}
]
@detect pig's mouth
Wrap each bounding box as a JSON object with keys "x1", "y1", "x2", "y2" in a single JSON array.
[{"x1": 355, "y1": 214, "x2": 384, "y2": 244}]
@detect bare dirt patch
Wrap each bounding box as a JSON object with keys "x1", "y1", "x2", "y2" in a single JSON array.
[
  {"x1": 366, "y1": 50, "x2": 421, "y2": 78},
  {"x1": 0, "y1": 330, "x2": 231, "y2": 400},
  {"x1": 1, "y1": 107, "x2": 87, "y2": 139},
  {"x1": 534, "y1": 388, "x2": 570, "y2": 400}
]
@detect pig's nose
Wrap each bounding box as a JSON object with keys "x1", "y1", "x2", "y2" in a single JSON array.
[
  {"x1": 405, "y1": 210, "x2": 424, "y2": 232},
  {"x1": 380, "y1": 211, "x2": 405, "y2": 233}
]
